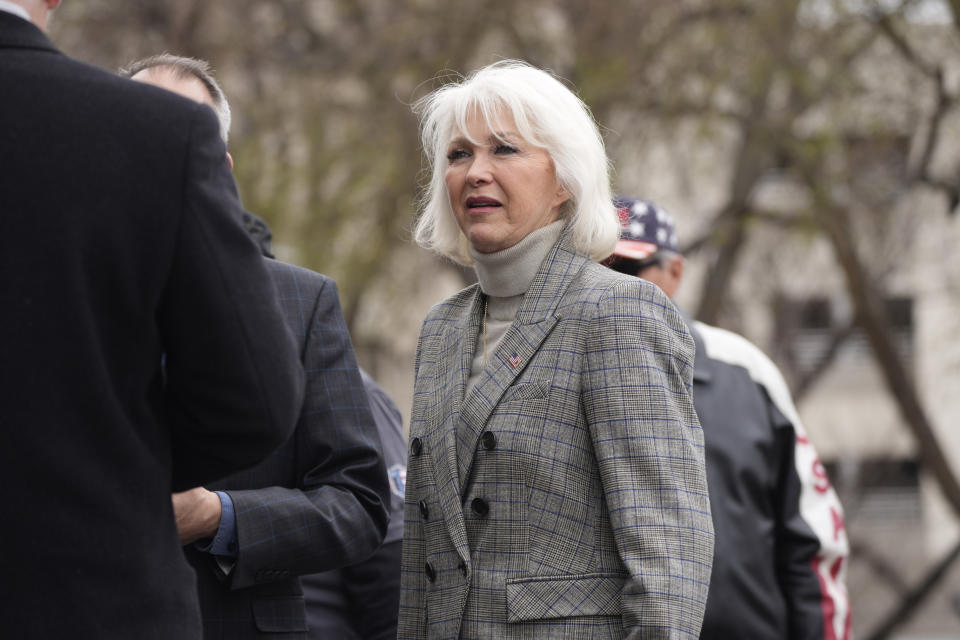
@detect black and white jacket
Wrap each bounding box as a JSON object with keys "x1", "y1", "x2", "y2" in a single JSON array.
[{"x1": 690, "y1": 320, "x2": 850, "y2": 640}]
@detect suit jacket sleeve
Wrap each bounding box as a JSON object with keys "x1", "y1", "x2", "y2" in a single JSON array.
[
  {"x1": 337, "y1": 371, "x2": 405, "y2": 638},
  {"x1": 159, "y1": 106, "x2": 303, "y2": 491},
  {"x1": 225, "y1": 275, "x2": 390, "y2": 590},
  {"x1": 342, "y1": 539, "x2": 402, "y2": 640},
  {"x1": 582, "y1": 280, "x2": 714, "y2": 639}
]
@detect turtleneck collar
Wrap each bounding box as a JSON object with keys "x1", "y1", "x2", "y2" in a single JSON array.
[{"x1": 470, "y1": 220, "x2": 566, "y2": 298}]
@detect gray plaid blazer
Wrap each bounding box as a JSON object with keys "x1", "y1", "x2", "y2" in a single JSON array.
[{"x1": 399, "y1": 232, "x2": 714, "y2": 639}]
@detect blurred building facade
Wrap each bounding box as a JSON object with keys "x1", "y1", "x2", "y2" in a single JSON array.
[{"x1": 602, "y1": 33, "x2": 960, "y2": 634}]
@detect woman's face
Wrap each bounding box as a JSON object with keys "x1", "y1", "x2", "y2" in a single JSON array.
[{"x1": 444, "y1": 110, "x2": 570, "y2": 254}]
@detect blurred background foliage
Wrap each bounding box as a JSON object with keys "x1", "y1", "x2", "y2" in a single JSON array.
[{"x1": 48, "y1": 0, "x2": 959, "y2": 330}]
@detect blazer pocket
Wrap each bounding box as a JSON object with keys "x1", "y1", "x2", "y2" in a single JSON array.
[
  {"x1": 505, "y1": 572, "x2": 625, "y2": 622},
  {"x1": 253, "y1": 595, "x2": 308, "y2": 633},
  {"x1": 500, "y1": 379, "x2": 550, "y2": 403}
]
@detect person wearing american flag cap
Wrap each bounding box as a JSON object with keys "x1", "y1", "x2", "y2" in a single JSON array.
[{"x1": 606, "y1": 196, "x2": 851, "y2": 640}]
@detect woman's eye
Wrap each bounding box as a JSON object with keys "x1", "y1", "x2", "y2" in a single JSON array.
[
  {"x1": 446, "y1": 149, "x2": 469, "y2": 162},
  {"x1": 494, "y1": 144, "x2": 518, "y2": 155}
]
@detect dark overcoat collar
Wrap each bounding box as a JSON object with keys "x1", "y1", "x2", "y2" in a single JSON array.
[{"x1": 0, "y1": 11, "x2": 58, "y2": 53}]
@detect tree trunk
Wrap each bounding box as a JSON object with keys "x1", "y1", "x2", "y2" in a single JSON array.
[
  {"x1": 865, "y1": 536, "x2": 960, "y2": 640},
  {"x1": 817, "y1": 204, "x2": 960, "y2": 518}
]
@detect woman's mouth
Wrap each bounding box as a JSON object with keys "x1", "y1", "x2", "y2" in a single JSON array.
[{"x1": 466, "y1": 196, "x2": 502, "y2": 211}]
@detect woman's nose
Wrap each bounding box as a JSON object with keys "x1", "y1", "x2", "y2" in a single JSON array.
[{"x1": 465, "y1": 153, "x2": 493, "y2": 186}]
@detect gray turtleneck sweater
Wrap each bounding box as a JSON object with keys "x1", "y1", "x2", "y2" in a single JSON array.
[{"x1": 465, "y1": 220, "x2": 565, "y2": 397}]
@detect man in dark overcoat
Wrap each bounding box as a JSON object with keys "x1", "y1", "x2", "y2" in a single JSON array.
[{"x1": 0, "y1": 3, "x2": 304, "y2": 638}]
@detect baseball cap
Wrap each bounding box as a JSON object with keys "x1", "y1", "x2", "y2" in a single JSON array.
[{"x1": 611, "y1": 196, "x2": 679, "y2": 261}]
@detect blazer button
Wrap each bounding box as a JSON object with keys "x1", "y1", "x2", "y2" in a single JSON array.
[
  {"x1": 480, "y1": 431, "x2": 497, "y2": 450},
  {"x1": 458, "y1": 560, "x2": 468, "y2": 577},
  {"x1": 411, "y1": 437, "x2": 423, "y2": 456},
  {"x1": 419, "y1": 499, "x2": 429, "y2": 520},
  {"x1": 471, "y1": 497, "x2": 489, "y2": 517},
  {"x1": 424, "y1": 561, "x2": 436, "y2": 583}
]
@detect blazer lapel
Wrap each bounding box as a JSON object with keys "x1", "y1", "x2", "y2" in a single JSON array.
[
  {"x1": 457, "y1": 231, "x2": 586, "y2": 492},
  {"x1": 424, "y1": 288, "x2": 483, "y2": 562}
]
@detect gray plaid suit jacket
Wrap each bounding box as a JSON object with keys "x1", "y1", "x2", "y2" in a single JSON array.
[
  {"x1": 399, "y1": 232, "x2": 714, "y2": 639},
  {"x1": 186, "y1": 260, "x2": 390, "y2": 639}
]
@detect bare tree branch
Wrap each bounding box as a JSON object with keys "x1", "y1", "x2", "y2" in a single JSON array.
[
  {"x1": 809, "y1": 189, "x2": 960, "y2": 519},
  {"x1": 914, "y1": 69, "x2": 950, "y2": 175},
  {"x1": 695, "y1": 114, "x2": 779, "y2": 323},
  {"x1": 850, "y1": 537, "x2": 912, "y2": 594},
  {"x1": 695, "y1": 206, "x2": 749, "y2": 324},
  {"x1": 870, "y1": 8, "x2": 938, "y2": 79},
  {"x1": 798, "y1": 28, "x2": 881, "y2": 114},
  {"x1": 866, "y1": 536, "x2": 960, "y2": 639},
  {"x1": 867, "y1": 2, "x2": 960, "y2": 214},
  {"x1": 947, "y1": 0, "x2": 960, "y2": 33},
  {"x1": 909, "y1": 70, "x2": 960, "y2": 213}
]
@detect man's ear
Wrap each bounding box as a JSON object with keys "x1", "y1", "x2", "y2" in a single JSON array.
[
  {"x1": 667, "y1": 254, "x2": 685, "y2": 291},
  {"x1": 46, "y1": 0, "x2": 62, "y2": 10},
  {"x1": 226, "y1": 152, "x2": 234, "y2": 172}
]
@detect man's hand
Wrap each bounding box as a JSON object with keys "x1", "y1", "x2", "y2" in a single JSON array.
[{"x1": 171, "y1": 487, "x2": 222, "y2": 545}]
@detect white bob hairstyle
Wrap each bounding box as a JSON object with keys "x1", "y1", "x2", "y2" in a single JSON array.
[{"x1": 413, "y1": 60, "x2": 619, "y2": 266}]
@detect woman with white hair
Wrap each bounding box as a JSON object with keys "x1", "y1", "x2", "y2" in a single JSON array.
[{"x1": 399, "y1": 60, "x2": 714, "y2": 639}]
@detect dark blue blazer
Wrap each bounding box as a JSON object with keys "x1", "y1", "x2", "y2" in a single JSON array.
[
  {"x1": 0, "y1": 13, "x2": 303, "y2": 639},
  {"x1": 301, "y1": 370, "x2": 406, "y2": 640},
  {"x1": 187, "y1": 260, "x2": 390, "y2": 639}
]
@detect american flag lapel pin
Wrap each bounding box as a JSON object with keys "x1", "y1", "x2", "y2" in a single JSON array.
[{"x1": 508, "y1": 353, "x2": 523, "y2": 369}]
